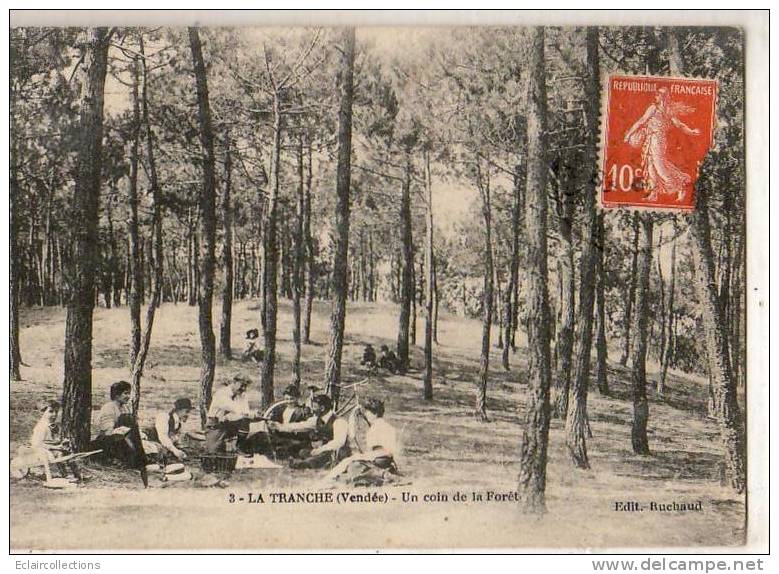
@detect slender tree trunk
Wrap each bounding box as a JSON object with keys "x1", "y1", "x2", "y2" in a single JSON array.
[
  {"x1": 564, "y1": 27, "x2": 601, "y2": 469},
  {"x1": 260, "y1": 91, "x2": 283, "y2": 410},
  {"x1": 10, "y1": 141, "x2": 23, "y2": 380},
  {"x1": 324, "y1": 27, "x2": 356, "y2": 406},
  {"x1": 61, "y1": 27, "x2": 112, "y2": 451},
  {"x1": 423, "y1": 148, "x2": 435, "y2": 401},
  {"x1": 620, "y1": 214, "x2": 640, "y2": 366},
  {"x1": 127, "y1": 54, "x2": 143, "y2": 366},
  {"x1": 432, "y1": 253, "x2": 440, "y2": 344},
  {"x1": 396, "y1": 152, "x2": 413, "y2": 374},
  {"x1": 630, "y1": 215, "x2": 653, "y2": 455},
  {"x1": 129, "y1": 36, "x2": 164, "y2": 415},
  {"x1": 502, "y1": 164, "x2": 522, "y2": 370},
  {"x1": 554, "y1": 168, "x2": 575, "y2": 419},
  {"x1": 476, "y1": 157, "x2": 493, "y2": 421},
  {"x1": 303, "y1": 142, "x2": 315, "y2": 344},
  {"x1": 595, "y1": 212, "x2": 609, "y2": 395},
  {"x1": 658, "y1": 241, "x2": 676, "y2": 396},
  {"x1": 292, "y1": 135, "x2": 306, "y2": 387},
  {"x1": 189, "y1": 28, "x2": 218, "y2": 425},
  {"x1": 517, "y1": 28, "x2": 553, "y2": 514},
  {"x1": 219, "y1": 132, "x2": 234, "y2": 359}
]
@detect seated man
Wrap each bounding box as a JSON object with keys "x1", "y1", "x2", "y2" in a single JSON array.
[
  {"x1": 326, "y1": 398, "x2": 399, "y2": 485},
  {"x1": 269, "y1": 385, "x2": 312, "y2": 424},
  {"x1": 242, "y1": 329, "x2": 264, "y2": 364},
  {"x1": 143, "y1": 397, "x2": 202, "y2": 463},
  {"x1": 378, "y1": 345, "x2": 399, "y2": 374},
  {"x1": 205, "y1": 375, "x2": 258, "y2": 454},
  {"x1": 29, "y1": 400, "x2": 82, "y2": 481},
  {"x1": 256, "y1": 384, "x2": 314, "y2": 459},
  {"x1": 267, "y1": 394, "x2": 351, "y2": 470},
  {"x1": 360, "y1": 344, "x2": 377, "y2": 369},
  {"x1": 91, "y1": 381, "x2": 148, "y2": 485}
]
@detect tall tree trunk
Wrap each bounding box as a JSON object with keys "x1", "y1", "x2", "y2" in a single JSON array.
[
  {"x1": 303, "y1": 142, "x2": 315, "y2": 343},
  {"x1": 658, "y1": 241, "x2": 676, "y2": 396},
  {"x1": 61, "y1": 27, "x2": 112, "y2": 451},
  {"x1": 324, "y1": 27, "x2": 356, "y2": 406},
  {"x1": 129, "y1": 35, "x2": 164, "y2": 415},
  {"x1": 630, "y1": 215, "x2": 653, "y2": 455},
  {"x1": 620, "y1": 214, "x2": 640, "y2": 366},
  {"x1": 564, "y1": 26, "x2": 601, "y2": 469},
  {"x1": 502, "y1": 164, "x2": 522, "y2": 370},
  {"x1": 219, "y1": 132, "x2": 234, "y2": 359},
  {"x1": 10, "y1": 140, "x2": 23, "y2": 380},
  {"x1": 260, "y1": 91, "x2": 282, "y2": 410},
  {"x1": 423, "y1": 148, "x2": 435, "y2": 401},
  {"x1": 554, "y1": 168, "x2": 575, "y2": 419},
  {"x1": 396, "y1": 152, "x2": 413, "y2": 374},
  {"x1": 595, "y1": 212, "x2": 609, "y2": 395},
  {"x1": 517, "y1": 27, "x2": 553, "y2": 514},
  {"x1": 292, "y1": 135, "x2": 306, "y2": 387},
  {"x1": 189, "y1": 28, "x2": 218, "y2": 425},
  {"x1": 127, "y1": 54, "x2": 143, "y2": 366},
  {"x1": 476, "y1": 157, "x2": 493, "y2": 421}
]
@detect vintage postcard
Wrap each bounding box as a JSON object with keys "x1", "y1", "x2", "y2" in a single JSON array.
[{"x1": 6, "y1": 10, "x2": 769, "y2": 552}]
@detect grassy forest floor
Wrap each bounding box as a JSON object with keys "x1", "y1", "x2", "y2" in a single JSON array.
[{"x1": 10, "y1": 299, "x2": 745, "y2": 551}]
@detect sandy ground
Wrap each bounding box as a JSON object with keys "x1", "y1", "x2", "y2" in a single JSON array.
[{"x1": 10, "y1": 299, "x2": 745, "y2": 551}]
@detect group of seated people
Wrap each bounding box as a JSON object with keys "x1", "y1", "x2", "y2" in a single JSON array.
[
  {"x1": 361, "y1": 343, "x2": 400, "y2": 374},
  {"x1": 27, "y1": 370, "x2": 399, "y2": 486},
  {"x1": 204, "y1": 375, "x2": 399, "y2": 482}
]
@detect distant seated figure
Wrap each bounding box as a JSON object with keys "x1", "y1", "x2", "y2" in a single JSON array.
[
  {"x1": 143, "y1": 397, "x2": 202, "y2": 463},
  {"x1": 361, "y1": 344, "x2": 377, "y2": 369},
  {"x1": 378, "y1": 345, "x2": 399, "y2": 374},
  {"x1": 242, "y1": 329, "x2": 264, "y2": 364},
  {"x1": 91, "y1": 381, "x2": 148, "y2": 485},
  {"x1": 326, "y1": 397, "x2": 399, "y2": 486}
]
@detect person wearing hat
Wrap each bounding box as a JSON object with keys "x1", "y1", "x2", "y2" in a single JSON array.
[
  {"x1": 257, "y1": 384, "x2": 314, "y2": 459},
  {"x1": 205, "y1": 375, "x2": 259, "y2": 454},
  {"x1": 143, "y1": 398, "x2": 198, "y2": 462},
  {"x1": 360, "y1": 344, "x2": 377, "y2": 369},
  {"x1": 242, "y1": 329, "x2": 264, "y2": 363}
]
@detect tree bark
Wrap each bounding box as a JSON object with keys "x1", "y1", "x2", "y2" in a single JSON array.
[
  {"x1": 61, "y1": 27, "x2": 112, "y2": 450},
  {"x1": 517, "y1": 27, "x2": 553, "y2": 514},
  {"x1": 620, "y1": 214, "x2": 639, "y2": 366},
  {"x1": 303, "y1": 142, "x2": 315, "y2": 344},
  {"x1": 553, "y1": 165, "x2": 575, "y2": 419},
  {"x1": 189, "y1": 28, "x2": 218, "y2": 425},
  {"x1": 127, "y1": 53, "x2": 143, "y2": 367},
  {"x1": 476, "y1": 156, "x2": 493, "y2": 421},
  {"x1": 10, "y1": 138, "x2": 23, "y2": 380},
  {"x1": 658, "y1": 241, "x2": 676, "y2": 396},
  {"x1": 324, "y1": 27, "x2": 356, "y2": 406},
  {"x1": 423, "y1": 148, "x2": 434, "y2": 401},
  {"x1": 595, "y1": 212, "x2": 609, "y2": 395},
  {"x1": 129, "y1": 34, "x2": 165, "y2": 416},
  {"x1": 630, "y1": 215, "x2": 653, "y2": 455},
  {"x1": 292, "y1": 135, "x2": 306, "y2": 386},
  {"x1": 396, "y1": 152, "x2": 414, "y2": 374},
  {"x1": 502, "y1": 164, "x2": 522, "y2": 371},
  {"x1": 219, "y1": 132, "x2": 234, "y2": 359},
  {"x1": 564, "y1": 26, "x2": 601, "y2": 469}
]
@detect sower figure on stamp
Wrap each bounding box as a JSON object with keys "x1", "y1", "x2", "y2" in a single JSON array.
[{"x1": 624, "y1": 87, "x2": 700, "y2": 202}]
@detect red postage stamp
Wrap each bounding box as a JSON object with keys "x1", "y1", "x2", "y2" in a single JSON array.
[{"x1": 601, "y1": 75, "x2": 718, "y2": 211}]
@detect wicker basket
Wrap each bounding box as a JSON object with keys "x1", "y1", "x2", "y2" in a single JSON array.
[{"x1": 200, "y1": 454, "x2": 238, "y2": 473}]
